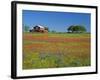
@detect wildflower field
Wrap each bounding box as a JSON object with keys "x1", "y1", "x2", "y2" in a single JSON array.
[{"x1": 23, "y1": 32, "x2": 91, "y2": 69}]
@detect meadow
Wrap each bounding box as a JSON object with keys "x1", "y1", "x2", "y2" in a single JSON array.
[{"x1": 23, "y1": 32, "x2": 91, "y2": 69}]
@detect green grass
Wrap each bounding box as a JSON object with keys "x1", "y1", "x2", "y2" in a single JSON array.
[{"x1": 24, "y1": 32, "x2": 90, "y2": 38}]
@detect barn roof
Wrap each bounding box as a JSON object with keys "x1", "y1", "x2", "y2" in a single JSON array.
[{"x1": 35, "y1": 25, "x2": 45, "y2": 29}]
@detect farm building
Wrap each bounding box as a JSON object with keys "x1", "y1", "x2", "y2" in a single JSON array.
[{"x1": 29, "y1": 25, "x2": 48, "y2": 33}]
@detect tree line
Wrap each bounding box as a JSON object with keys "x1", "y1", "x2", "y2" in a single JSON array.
[{"x1": 23, "y1": 25, "x2": 87, "y2": 33}]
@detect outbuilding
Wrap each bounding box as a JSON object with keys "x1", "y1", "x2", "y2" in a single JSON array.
[{"x1": 29, "y1": 25, "x2": 48, "y2": 33}]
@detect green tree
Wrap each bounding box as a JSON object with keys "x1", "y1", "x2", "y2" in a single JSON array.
[
  {"x1": 24, "y1": 25, "x2": 29, "y2": 32},
  {"x1": 44, "y1": 27, "x2": 49, "y2": 31},
  {"x1": 67, "y1": 25, "x2": 86, "y2": 33}
]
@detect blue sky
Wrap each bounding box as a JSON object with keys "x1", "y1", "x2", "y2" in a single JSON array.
[{"x1": 23, "y1": 10, "x2": 91, "y2": 32}]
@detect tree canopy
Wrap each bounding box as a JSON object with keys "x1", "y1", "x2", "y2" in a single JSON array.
[
  {"x1": 24, "y1": 25, "x2": 29, "y2": 32},
  {"x1": 67, "y1": 25, "x2": 86, "y2": 33},
  {"x1": 44, "y1": 27, "x2": 49, "y2": 31}
]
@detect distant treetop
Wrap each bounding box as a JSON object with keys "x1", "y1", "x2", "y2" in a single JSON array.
[{"x1": 67, "y1": 25, "x2": 87, "y2": 33}]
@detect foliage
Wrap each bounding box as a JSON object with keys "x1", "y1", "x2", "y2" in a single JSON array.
[
  {"x1": 67, "y1": 25, "x2": 86, "y2": 33},
  {"x1": 24, "y1": 25, "x2": 29, "y2": 32},
  {"x1": 44, "y1": 27, "x2": 49, "y2": 31}
]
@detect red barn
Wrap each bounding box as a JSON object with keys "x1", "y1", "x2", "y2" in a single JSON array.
[{"x1": 30, "y1": 25, "x2": 48, "y2": 33}]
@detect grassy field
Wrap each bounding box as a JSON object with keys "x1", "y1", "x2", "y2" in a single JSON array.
[{"x1": 23, "y1": 32, "x2": 91, "y2": 69}]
